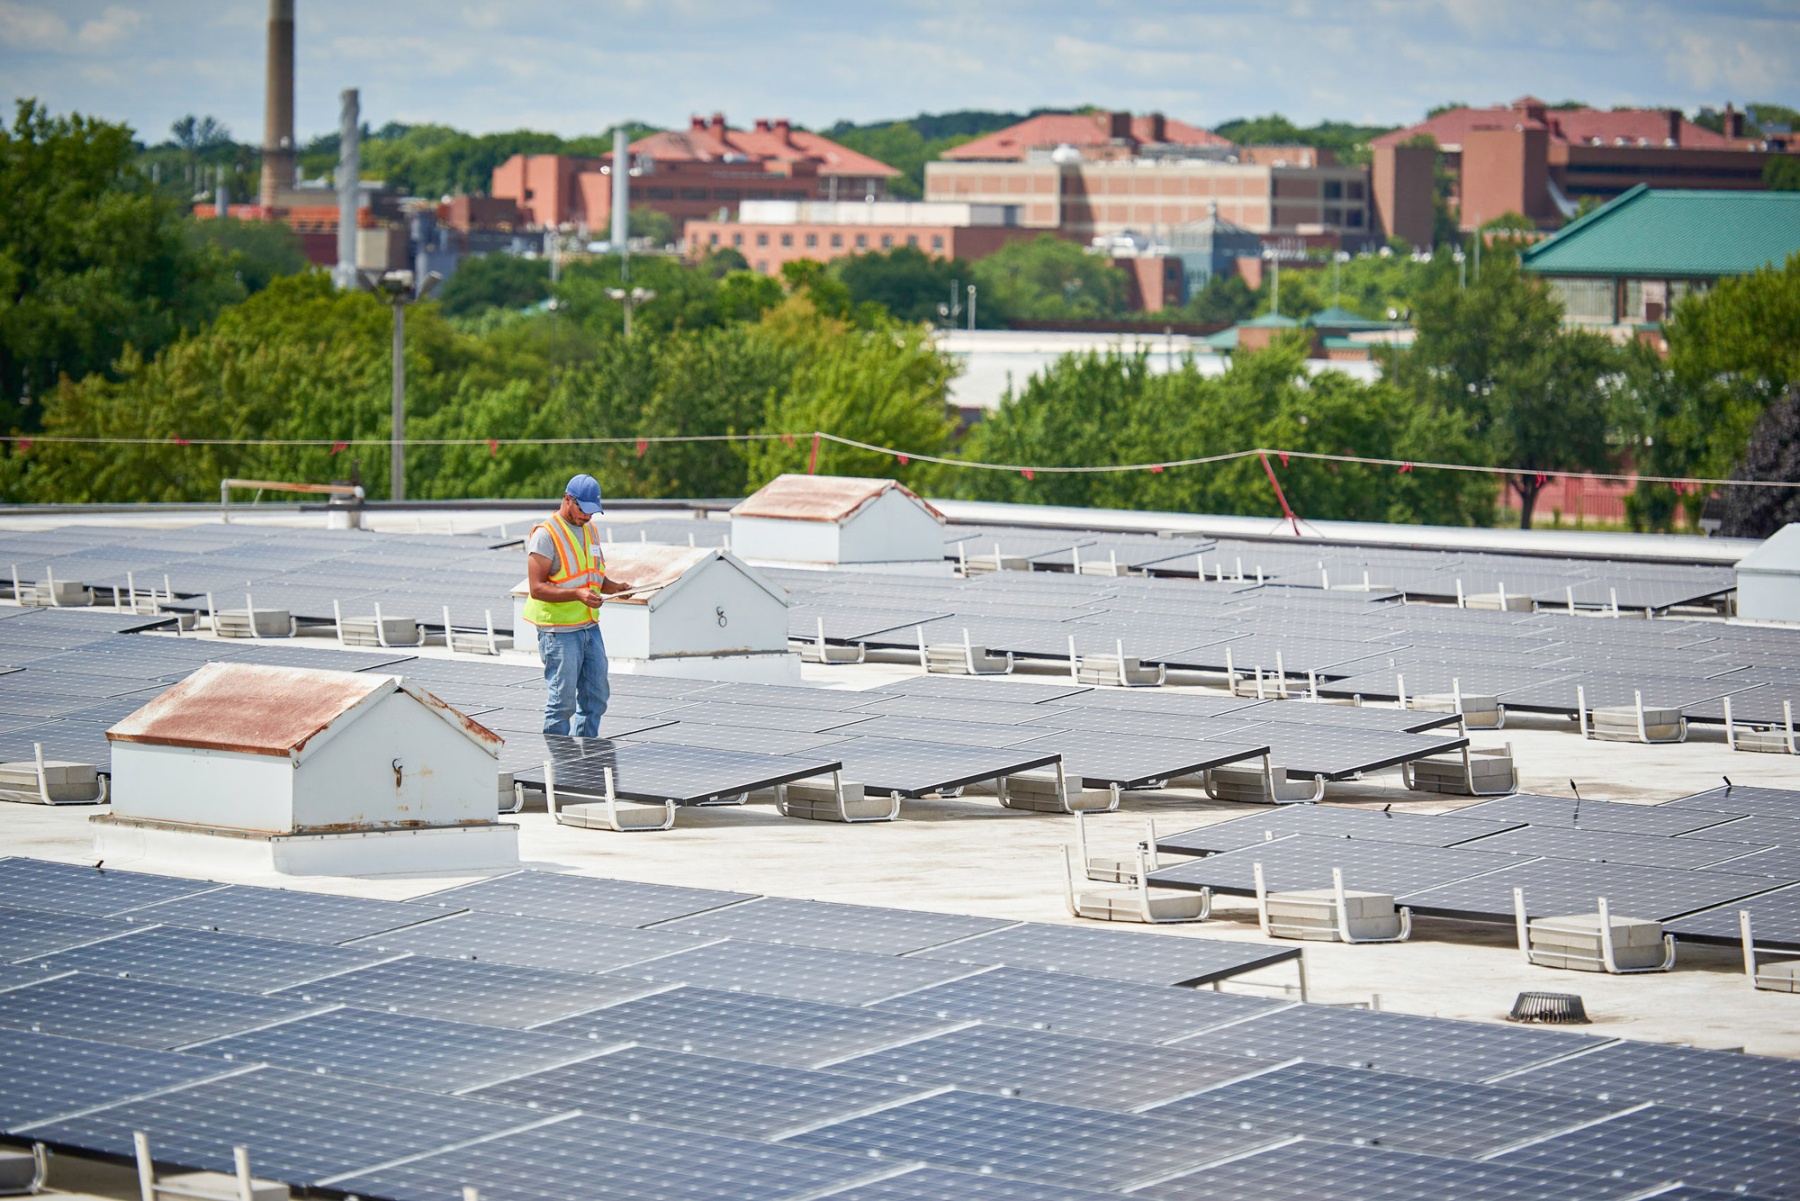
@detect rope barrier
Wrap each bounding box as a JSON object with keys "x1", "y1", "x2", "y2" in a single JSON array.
[{"x1": 3, "y1": 431, "x2": 1797, "y2": 491}]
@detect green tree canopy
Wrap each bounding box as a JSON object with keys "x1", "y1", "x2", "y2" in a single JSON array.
[
  {"x1": 437, "y1": 254, "x2": 552, "y2": 319},
  {"x1": 970, "y1": 235, "x2": 1130, "y2": 323},
  {"x1": 833, "y1": 245, "x2": 970, "y2": 324}
]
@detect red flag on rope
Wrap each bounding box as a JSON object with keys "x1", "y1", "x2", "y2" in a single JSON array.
[
  {"x1": 636, "y1": 439, "x2": 648, "y2": 458},
  {"x1": 172, "y1": 437, "x2": 189, "y2": 447},
  {"x1": 1021, "y1": 469, "x2": 1035, "y2": 481},
  {"x1": 16, "y1": 438, "x2": 30, "y2": 452},
  {"x1": 807, "y1": 433, "x2": 820, "y2": 474},
  {"x1": 331, "y1": 441, "x2": 349, "y2": 456},
  {"x1": 782, "y1": 433, "x2": 794, "y2": 448},
  {"x1": 1278, "y1": 452, "x2": 1289, "y2": 468},
  {"x1": 897, "y1": 454, "x2": 909, "y2": 465},
  {"x1": 1399, "y1": 462, "x2": 1413, "y2": 473},
  {"x1": 487, "y1": 439, "x2": 499, "y2": 459},
  {"x1": 1536, "y1": 472, "x2": 1548, "y2": 487},
  {"x1": 1150, "y1": 465, "x2": 1164, "y2": 473}
]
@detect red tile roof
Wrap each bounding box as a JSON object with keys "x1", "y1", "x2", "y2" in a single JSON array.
[
  {"x1": 633, "y1": 115, "x2": 900, "y2": 177},
  {"x1": 1372, "y1": 97, "x2": 1732, "y2": 151},
  {"x1": 943, "y1": 112, "x2": 1231, "y2": 161},
  {"x1": 732, "y1": 474, "x2": 944, "y2": 523}
]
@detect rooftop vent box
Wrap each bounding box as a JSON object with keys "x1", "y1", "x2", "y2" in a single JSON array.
[
  {"x1": 1736, "y1": 523, "x2": 1800, "y2": 624},
  {"x1": 729, "y1": 474, "x2": 949, "y2": 574},
  {"x1": 512, "y1": 546, "x2": 799, "y2": 683},
  {"x1": 97, "y1": 663, "x2": 515, "y2": 875}
]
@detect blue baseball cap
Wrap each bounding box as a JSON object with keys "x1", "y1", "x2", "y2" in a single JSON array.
[{"x1": 565, "y1": 473, "x2": 605, "y2": 515}]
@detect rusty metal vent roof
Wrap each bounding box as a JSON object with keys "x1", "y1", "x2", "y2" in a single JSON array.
[
  {"x1": 108, "y1": 662, "x2": 396, "y2": 758},
  {"x1": 730, "y1": 474, "x2": 944, "y2": 523}
]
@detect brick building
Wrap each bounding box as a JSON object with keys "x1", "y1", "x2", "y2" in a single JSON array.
[
  {"x1": 683, "y1": 200, "x2": 1040, "y2": 275},
  {"x1": 492, "y1": 115, "x2": 900, "y2": 233},
  {"x1": 942, "y1": 111, "x2": 1232, "y2": 162},
  {"x1": 1372, "y1": 96, "x2": 1794, "y2": 244}
]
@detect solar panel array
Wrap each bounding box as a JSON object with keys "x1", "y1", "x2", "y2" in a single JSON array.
[
  {"x1": 1152, "y1": 783, "x2": 1800, "y2": 944},
  {"x1": 2, "y1": 857, "x2": 1797, "y2": 1200}
]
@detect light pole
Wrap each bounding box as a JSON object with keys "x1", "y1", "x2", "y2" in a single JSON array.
[
  {"x1": 605, "y1": 286, "x2": 657, "y2": 338},
  {"x1": 966, "y1": 284, "x2": 976, "y2": 331},
  {"x1": 365, "y1": 268, "x2": 440, "y2": 501}
]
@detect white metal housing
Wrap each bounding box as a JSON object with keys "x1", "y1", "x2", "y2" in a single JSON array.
[
  {"x1": 1736, "y1": 523, "x2": 1800, "y2": 624},
  {"x1": 729, "y1": 474, "x2": 946, "y2": 566}
]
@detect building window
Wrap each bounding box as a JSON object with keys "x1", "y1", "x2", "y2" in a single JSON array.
[
  {"x1": 932, "y1": 235, "x2": 944, "y2": 250},
  {"x1": 1346, "y1": 181, "x2": 1365, "y2": 200},
  {"x1": 1325, "y1": 207, "x2": 1343, "y2": 226},
  {"x1": 1323, "y1": 180, "x2": 1343, "y2": 200},
  {"x1": 1548, "y1": 277, "x2": 1616, "y2": 323},
  {"x1": 831, "y1": 233, "x2": 843, "y2": 248},
  {"x1": 756, "y1": 232, "x2": 769, "y2": 246},
  {"x1": 747, "y1": 188, "x2": 775, "y2": 199},
  {"x1": 680, "y1": 187, "x2": 708, "y2": 200},
  {"x1": 732, "y1": 232, "x2": 743, "y2": 247},
  {"x1": 781, "y1": 190, "x2": 806, "y2": 200},
  {"x1": 709, "y1": 232, "x2": 719, "y2": 246},
  {"x1": 714, "y1": 189, "x2": 740, "y2": 201},
  {"x1": 880, "y1": 234, "x2": 893, "y2": 249},
  {"x1": 645, "y1": 186, "x2": 674, "y2": 200},
  {"x1": 781, "y1": 232, "x2": 793, "y2": 247},
  {"x1": 756, "y1": 260, "x2": 769, "y2": 273},
  {"x1": 906, "y1": 234, "x2": 918, "y2": 247},
  {"x1": 1347, "y1": 209, "x2": 1365, "y2": 228},
  {"x1": 805, "y1": 233, "x2": 818, "y2": 247},
  {"x1": 855, "y1": 234, "x2": 867, "y2": 248}
]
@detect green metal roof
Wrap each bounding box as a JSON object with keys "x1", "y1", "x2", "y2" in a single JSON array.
[
  {"x1": 1240, "y1": 312, "x2": 1301, "y2": 328},
  {"x1": 1304, "y1": 305, "x2": 1395, "y2": 331},
  {"x1": 1521, "y1": 185, "x2": 1800, "y2": 279}
]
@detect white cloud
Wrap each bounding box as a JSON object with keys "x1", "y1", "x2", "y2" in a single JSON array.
[
  {"x1": 0, "y1": 0, "x2": 67, "y2": 49},
  {"x1": 76, "y1": 5, "x2": 141, "y2": 48}
]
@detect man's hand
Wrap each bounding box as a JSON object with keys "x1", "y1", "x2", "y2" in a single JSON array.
[{"x1": 575, "y1": 587, "x2": 605, "y2": 607}]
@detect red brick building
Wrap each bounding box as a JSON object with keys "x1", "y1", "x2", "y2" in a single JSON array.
[
  {"x1": 492, "y1": 115, "x2": 900, "y2": 233},
  {"x1": 1372, "y1": 96, "x2": 1792, "y2": 243},
  {"x1": 683, "y1": 201, "x2": 1039, "y2": 275},
  {"x1": 944, "y1": 111, "x2": 1231, "y2": 161}
]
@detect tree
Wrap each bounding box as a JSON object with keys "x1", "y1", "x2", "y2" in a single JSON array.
[
  {"x1": 970, "y1": 235, "x2": 1129, "y2": 323},
  {"x1": 1181, "y1": 273, "x2": 1258, "y2": 325},
  {"x1": 1396, "y1": 253, "x2": 1621, "y2": 527},
  {"x1": 436, "y1": 254, "x2": 552, "y2": 319},
  {"x1": 1718, "y1": 387, "x2": 1800, "y2": 538},
  {"x1": 183, "y1": 218, "x2": 308, "y2": 297},
  {"x1": 833, "y1": 246, "x2": 969, "y2": 324},
  {"x1": 1764, "y1": 157, "x2": 1800, "y2": 191},
  {"x1": 0, "y1": 100, "x2": 238, "y2": 432},
  {"x1": 628, "y1": 207, "x2": 677, "y2": 248}
]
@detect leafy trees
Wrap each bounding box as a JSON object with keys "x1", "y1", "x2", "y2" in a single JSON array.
[
  {"x1": 1394, "y1": 252, "x2": 1621, "y2": 526},
  {"x1": 957, "y1": 337, "x2": 1493, "y2": 525},
  {"x1": 1718, "y1": 387, "x2": 1800, "y2": 538},
  {"x1": 1210, "y1": 114, "x2": 1395, "y2": 164},
  {"x1": 822, "y1": 110, "x2": 1036, "y2": 197},
  {"x1": 1765, "y1": 157, "x2": 1800, "y2": 191},
  {"x1": 437, "y1": 255, "x2": 552, "y2": 319},
  {"x1": 970, "y1": 236, "x2": 1129, "y2": 323},
  {"x1": 833, "y1": 246, "x2": 969, "y2": 324},
  {"x1": 183, "y1": 218, "x2": 308, "y2": 297},
  {"x1": 1181, "y1": 273, "x2": 1258, "y2": 325},
  {"x1": 0, "y1": 100, "x2": 243, "y2": 432}
]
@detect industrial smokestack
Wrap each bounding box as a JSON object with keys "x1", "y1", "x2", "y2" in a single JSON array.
[
  {"x1": 335, "y1": 89, "x2": 360, "y2": 290},
  {"x1": 260, "y1": 0, "x2": 295, "y2": 208},
  {"x1": 611, "y1": 126, "x2": 629, "y2": 252}
]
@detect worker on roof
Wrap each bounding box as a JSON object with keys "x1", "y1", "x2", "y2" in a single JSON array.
[{"x1": 523, "y1": 474, "x2": 627, "y2": 736}]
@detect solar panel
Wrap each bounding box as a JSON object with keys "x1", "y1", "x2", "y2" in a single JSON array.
[
  {"x1": 0, "y1": 857, "x2": 222, "y2": 916},
  {"x1": 609, "y1": 939, "x2": 983, "y2": 1006},
  {"x1": 410, "y1": 870, "x2": 754, "y2": 928},
  {"x1": 1459, "y1": 825, "x2": 1770, "y2": 870},
  {"x1": 21, "y1": 1065, "x2": 549, "y2": 1187},
  {"x1": 329, "y1": 1112, "x2": 896, "y2": 1201},
  {"x1": 1059, "y1": 690, "x2": 1267, "y2": 720},
  {"x1": 511, "y1": 741, "x2": 843, "y2": 804},
  {"x1": 830, "y1": 1023, "x2": 1265, "y2": 1112},
  {"x1": 0, "y1": 1030, "x2": 240, "y2": 1128},
  {"x1": 1149, "y1": 836, "x2": 1518, "y2": 899},
  {"x1": 1157, "y1": 807, "x2": 1518, "y2": 857},
  {"x1": 532, "y1": 984, "x2": 962, "y2": 1069},
  {"x1": 1487, "y1": 1106, "x2": 1800, "y2": 1200},
  {"x1": 22, "y1": 925, "x2": 393, "y2": 994},
  {"x1": 786, "y1": 1089, "x2": 1275, "y2": 1193},
  {"x1": 0, "y1": 972, "x2": 322, "y2": 1050},
  {"x1": 346, "y1": 909, "x2": 718, "y2": 975},
  {"x1": 1133, "y1": 1140, "x2": 1651, "y2": 1201},
  {"x1": 1144, "y1": 1061, "x2": 1631, "y2": 1158},
  {"x1": 618, "y1": 722, "x2": 852, "y2": 756},
  {"x1": 869, "y1": 676, "x2": 1093, "y2": 704},
  {"x1": 851, "y1": 694, "x2": 1082, "y2": 726},
  {"x1": 189, "y1": 1006, "x2": 609, "y2": 1093},
  {"x1": 0, "y1": 906, "x2": 138, "y2": 961},
  {"x1": 872, "y1": 966, "x2": 1287, "y2": 1046},
  {"x1": 1170, "y1": 1003, "x2": 1604, "y2": 1083},
  {"x1": 473, "y1": 1044, "x2": 934, "y2": 1141},
  {"x1": 816, "y1": 1165, "x2": 1113, "y2": 1200},
  {"x1": 639, "y1": 700, "x2": 874, "y2": 733},
  {"x1": 685, "y1": 682, "x2": 884, "y2": 711},
  {"x1": 1668, "y1": 784, "x2": 1800, "y2": 815},
  {"x1": 1496, "y1": 1039, "x2": 1800, "y2": 1125},
  {"x1": 821, "y1": 737, "x2": 1060, "y2": 798},
  {"x1": 275, "y1": 955, "x2": 663, "y2": 1029},
  {"x1": 1452, "y1": 794, "x2": 1746, "y2": 837},
  {"x1": 832, "y1": 713, "x2": 1047, "y2": 748},
  {"x1": 648, "y1": 896, "x2": 1014, "y2": 956},
  {"x1": 1199, "y1": 720, "x2": 1468, "y2": 780},
  {"x1": 1682, "y1": 814, "x2": 1800, "y2": 848},
  {"x1": 120, "y1": 885, "x2": 438, "y2": 945},
  {"x1": 1398, "y1": 857, "x2": 1789, "y2": 923},
  {"x1": 906, "y1": 922, "x2": 1299, "y2": 988},
  {"x1": 1012, "y1": 731, "x2": 1270, "y2": 788}
]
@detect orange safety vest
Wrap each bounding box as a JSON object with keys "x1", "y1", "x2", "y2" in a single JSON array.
[{"x1": 521, "y1": 514, "x2": 605, "y2": 628}]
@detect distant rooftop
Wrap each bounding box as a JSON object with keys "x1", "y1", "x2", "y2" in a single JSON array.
[
  {"x1": 943, "y1": 111, "x2": 1231, "y2": 162},
  {"x1": 1372, "y1": 96, "x2": 1733, "y2": 152},
  {"x1": 634, "y1": 115, "x2": 900, "y2": 178},
  {"x1": 1520, "y1": 185, "x2": 1800, "y2": 279}
]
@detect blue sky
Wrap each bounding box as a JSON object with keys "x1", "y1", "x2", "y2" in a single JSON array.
[{"x1": 2, "y1": 0, "x2": 1796, "y2": 145}]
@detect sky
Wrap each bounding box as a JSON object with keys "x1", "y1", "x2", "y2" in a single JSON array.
[{"x1": 2, "y1": 0, "x2": 1797, "y2": 146}]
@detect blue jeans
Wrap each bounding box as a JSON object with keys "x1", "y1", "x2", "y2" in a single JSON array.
[{"x1": 540, "y1": 623, "x2": 610, "y2": 737}]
